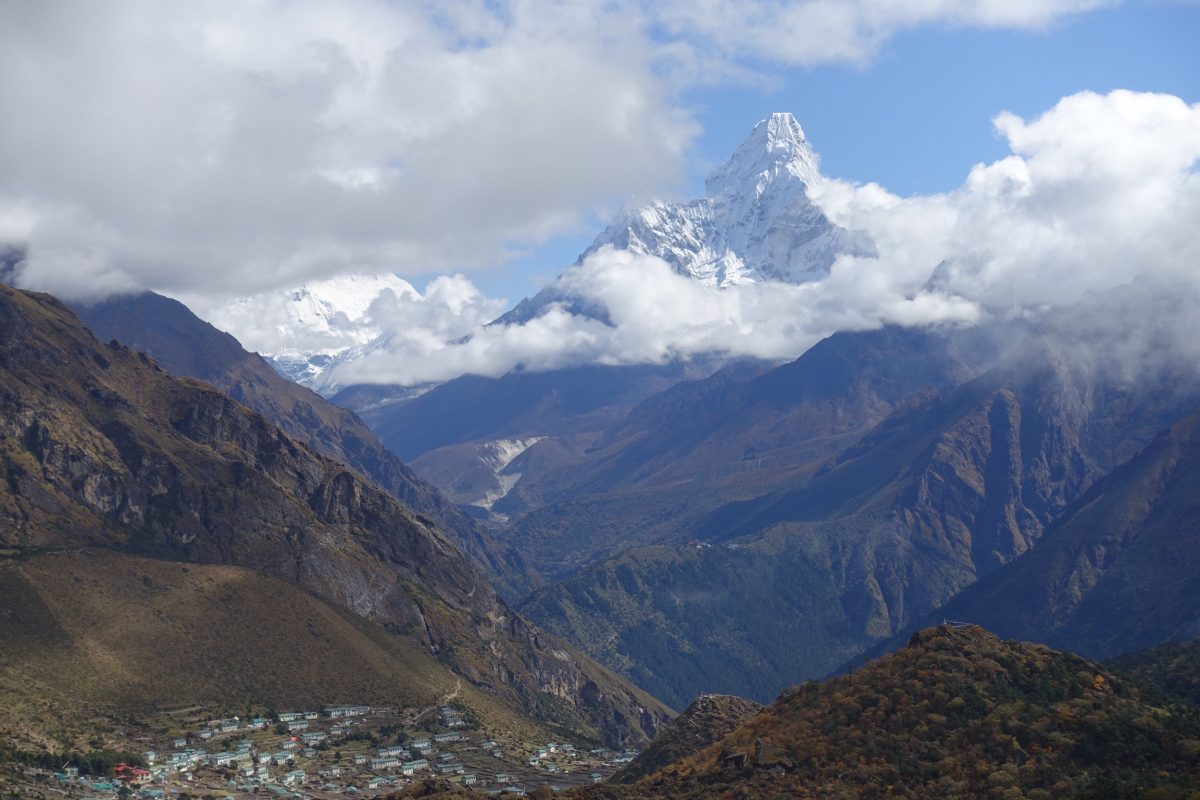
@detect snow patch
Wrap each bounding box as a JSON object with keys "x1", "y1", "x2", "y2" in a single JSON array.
[{"x1": 472, "y1": 437, "x2": 544, "y2": 510}]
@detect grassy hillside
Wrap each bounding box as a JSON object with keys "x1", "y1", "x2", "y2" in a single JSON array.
[
  {"x1": 611, "y1": 694, "x2": 763, "y2": 784},
  {"x1": 0, "y1": 549, "x2": 549, "y2": 752},
  {"x1": 576, "y1": 626, "x2": 1200, "y2": 800}
]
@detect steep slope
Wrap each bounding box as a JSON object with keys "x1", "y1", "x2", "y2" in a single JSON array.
[
  {"x1": 577, "y1": 626, "x2": 1200, "y2": 800},
  {"x1": 610, "y1": 694, "x2": 763, "y2": 784},
  {"x1": 696, "y1": 331, "x2": 1192, "y2": 568},
  {"x1": 346, "y1": 361, "x2": 728, "y2": 523},
  {"x1": 522, "y1": 293, "x2": 1200, "y2": 706},
  {"x1": 0, "y1": 284, "x2": 670, "y2": 747},
  {"x1": 505, "y1": 325, "x2": 997, "y2": 574},
  {"x1": 72, "y1": 290, "x2": 533, "y2": 597},
  {"x1": 520, "y1": 539, "x2": 888, "y2": 709},
  {"x1": 0, "y1": 549, "x2": 549, "y2": 751},
  {"x1": 913, "y1": 407, "x2": 1200, "y2": 659}
]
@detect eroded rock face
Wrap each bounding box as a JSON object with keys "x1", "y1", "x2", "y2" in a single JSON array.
[
  {"x1": 0, "y1": 285, "x2": 670, "y2": 746},
  {"x1": 72, "y1": 290, "x2": 532, "y2": 600}
]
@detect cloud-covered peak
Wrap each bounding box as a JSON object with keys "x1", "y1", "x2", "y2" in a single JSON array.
[
  {"x1": 706, "y1": 111, "x2": 822, "y2": 199},
  {"x1": 288, "y1": 90, "x2": 1200, "y2": 392}
]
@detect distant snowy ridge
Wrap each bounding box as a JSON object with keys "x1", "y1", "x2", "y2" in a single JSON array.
[{"x1": 207, "y1": 273, "x2": 417, "y2": 384}]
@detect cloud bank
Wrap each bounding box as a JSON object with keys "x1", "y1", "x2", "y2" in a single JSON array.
[
  {"x1": 312, "y1": 90, "x2": 1200, "y2": 389},
  {"x1": 1, "y1": 0, "x2": 1112, "y2": 303}
]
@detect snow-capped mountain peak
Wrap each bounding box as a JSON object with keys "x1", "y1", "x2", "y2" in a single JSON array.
[
  {"x1": 570, "y1": 111, "x2": 873, "y2": 290},
  {"x1": 495, "y1": 113, "x2": 876, "y2": 327},
  {"x1": 705, "y1": 112, "x2": 822, "y2": 200}
]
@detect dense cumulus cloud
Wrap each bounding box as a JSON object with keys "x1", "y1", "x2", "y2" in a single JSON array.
[
  {"x1": 311, "y1": 89, "x2": 1200, "y2": 389},
  {"x1": 1, "y1": 0, "x2": 1111, "y2": 302}
]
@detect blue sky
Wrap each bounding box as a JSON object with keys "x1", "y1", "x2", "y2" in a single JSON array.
[{"x1": 477, "y1": 1, "x2": 1200, "y2": 305}]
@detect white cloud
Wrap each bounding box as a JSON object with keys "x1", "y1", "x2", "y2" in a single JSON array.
[
  {"x1": 1, "y1": 0, "x2": 696, "y2": 300},
  {"x1": 647, "y1": 0, "x2": 1114, "y2": 69},
  {"x1": 315, "y1": 244, "x2": 984, "y2": 390},
  {"x1": 315, "y1": 89, "x2": 1200, "y2": 389},
  {"x1": 1, "y1": 0, "x2": 1115, "y2": 303},
  {"x1": 816, "y1": 90, "x2": 1200, "y2": 315}
]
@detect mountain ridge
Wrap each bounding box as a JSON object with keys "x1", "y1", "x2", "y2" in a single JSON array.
[
  {"x1": 72, "y1": 290, "x2": 534, "y2": 598},
  {"x1": 890, "y1": 404, "x2": 1200, "y2": 660},
  {"x1": 517, "y1": 293, "x2": 1200, "y2": 707},
  {"x1": 573, "y1": 625, "x2": 1200, "y2": 799},
  {"x1": 0, "y1": 283, "x2": 670, "y2": 747}
]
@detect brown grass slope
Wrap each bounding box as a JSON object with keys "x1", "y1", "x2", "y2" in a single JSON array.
[
  {"x1": 0, "y1": 549, "x2": 550, "y2": 751},
  {"x1": 0, "y1": 284, "x2": 669, "y2": 747},
  {"x1": 577, "y1": 626, "x2": 1200, "y2": 800}
]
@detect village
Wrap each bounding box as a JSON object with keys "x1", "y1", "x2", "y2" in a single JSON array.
[{"x1": 2, "y1": 703, "x2": 639, "y2": 799}]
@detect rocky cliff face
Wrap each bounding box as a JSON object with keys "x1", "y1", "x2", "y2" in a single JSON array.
[
  {"x1": 912, "y1": 406, "x2": 1200, "y2": 659},
  {"x1": 0, "y1": 284, "x2": 670, "y2": 746},
  {"x1": 72, "y1": 290, "x2": 533, "y2": 599}
]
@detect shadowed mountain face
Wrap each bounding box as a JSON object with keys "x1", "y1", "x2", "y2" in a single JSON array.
[
  {"x1": 337, "y1": 359, "x2": 738, "y2": 527},
  {"x1": 906, "y1": 406, "x2": 1200, "y2": 659},
  {"x1": 519, "y1": 293, "x2": 1200, "y2": 707},
  {"x1": 503, "y1": 326, "x2": 999, "y2": 579},
  {"x1": 573, "y1": 626, "x2": 1200, "y2": 800},
  {"x1": 72, "y1": 291, "x2": 533, "y2": 598},
  {"x1": 347, "y1": 362, "x2": 721, "y2": 463},
  {"x1": 0, "y1": 285, "x2": 670, "y2": 747}
]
